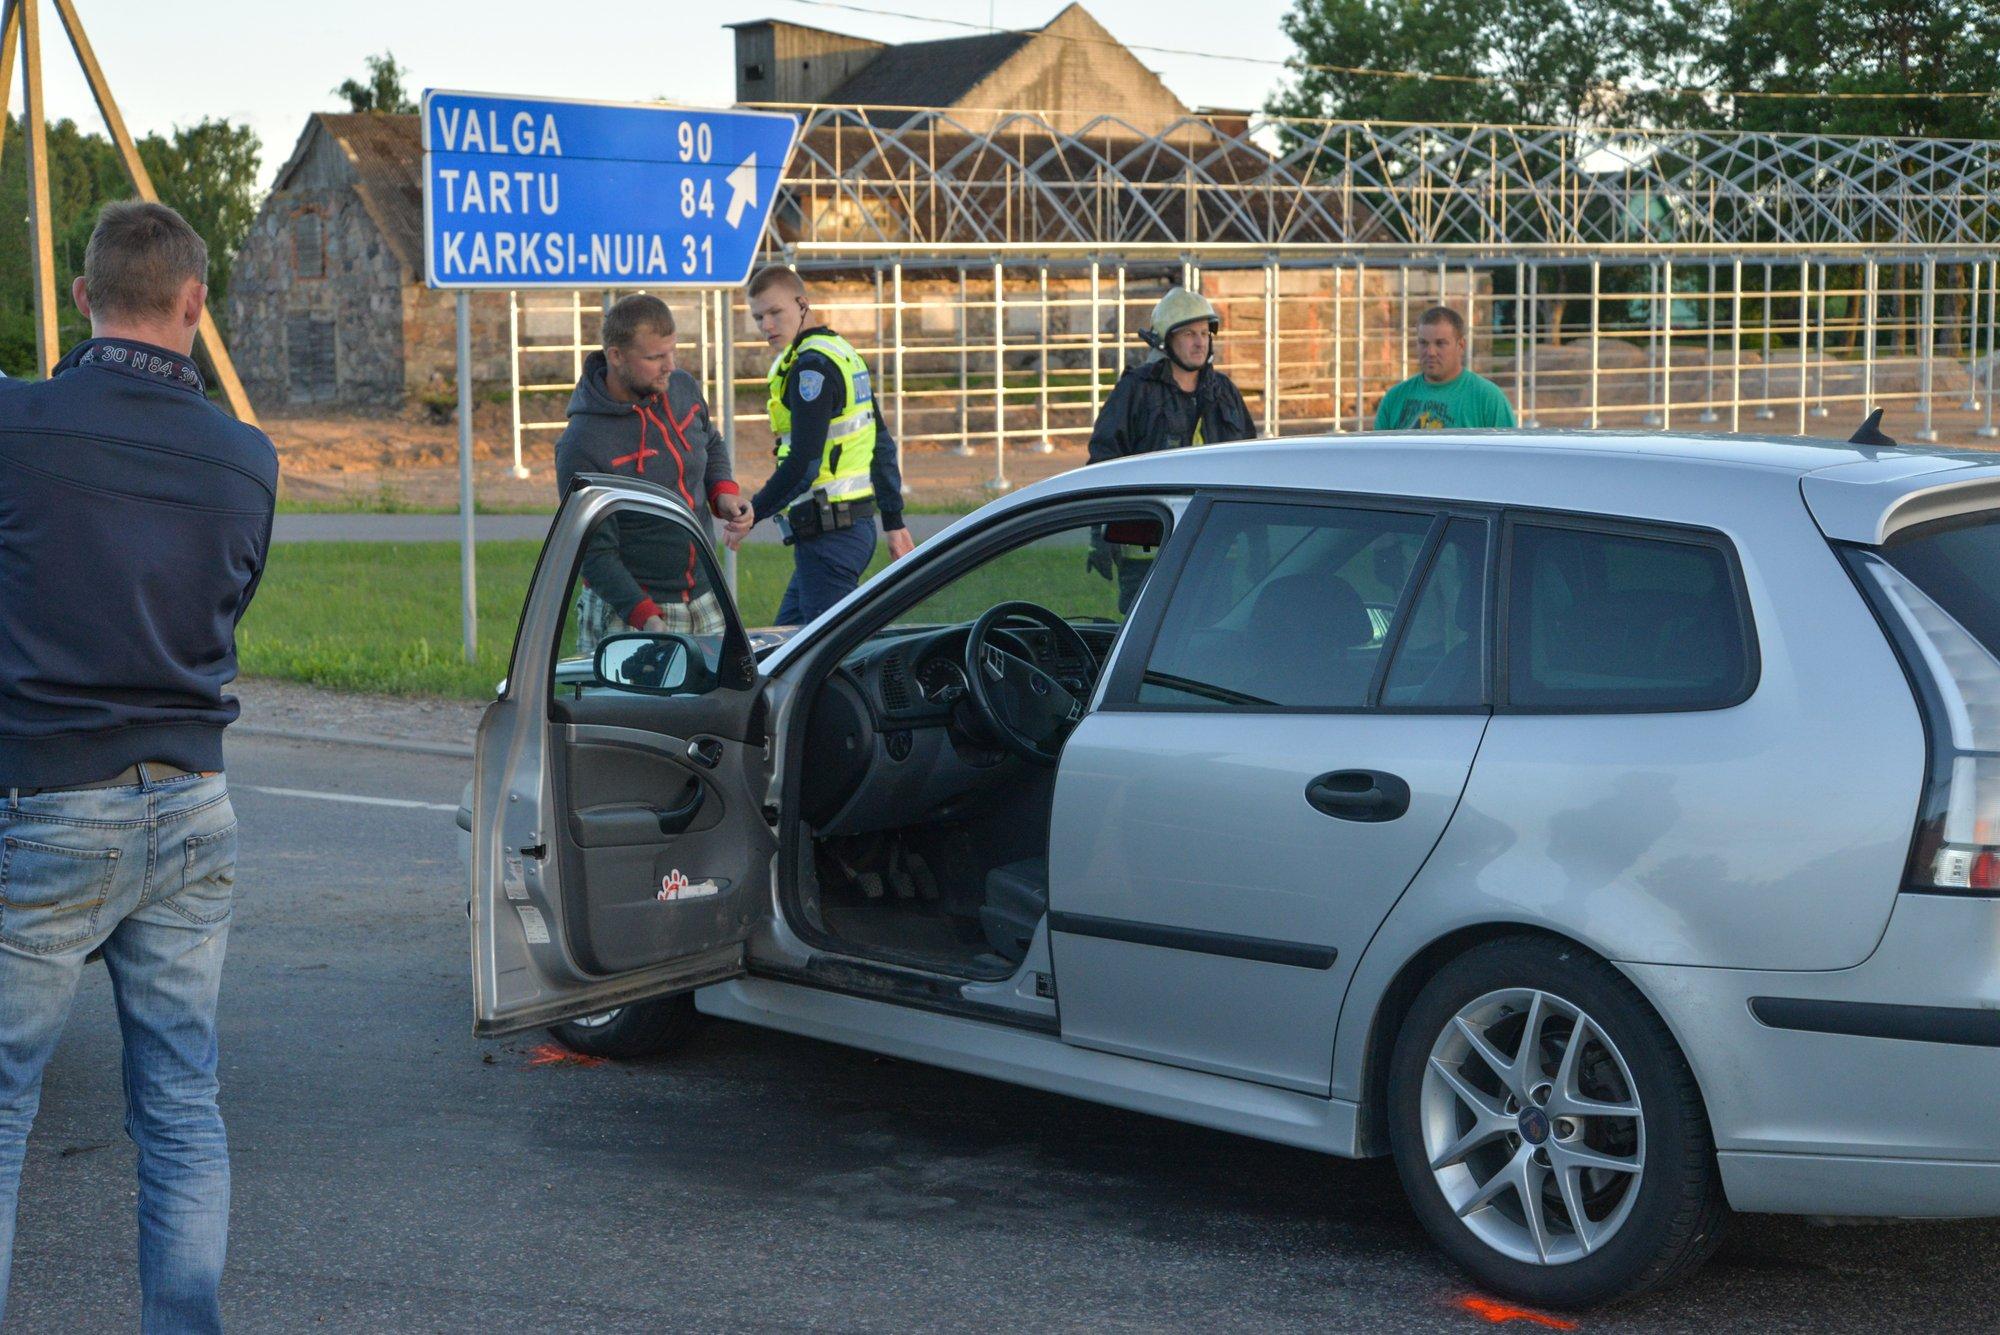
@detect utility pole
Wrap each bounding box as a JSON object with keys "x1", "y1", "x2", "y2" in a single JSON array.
[{"x1": 1, "y1": 0, "x2": 258, "y2": 424}]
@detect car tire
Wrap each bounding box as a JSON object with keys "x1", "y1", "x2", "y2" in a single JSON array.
[
  {"x1": 1386, "y1": 935, "x2": 1727, "y2": 1308},
  {"x1": 547, "y1": 994, "x2": 699, "y2": 1060}
]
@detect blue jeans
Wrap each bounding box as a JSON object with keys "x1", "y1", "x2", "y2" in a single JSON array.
[
  {"x1": 0, "y1": 771, "x2": 235, "y2": 1333},
  {"x1": 777, "y1": 518, "x2": 878, "y2": 625}
]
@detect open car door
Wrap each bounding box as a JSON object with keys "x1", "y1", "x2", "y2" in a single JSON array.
[{"x1": 471, "y1": 476, "x2": 775, "y2": 1036}]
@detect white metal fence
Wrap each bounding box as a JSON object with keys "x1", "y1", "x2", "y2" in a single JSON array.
[{"x1": 508, "y1": 250, "x2": 1998, "y2": 489}]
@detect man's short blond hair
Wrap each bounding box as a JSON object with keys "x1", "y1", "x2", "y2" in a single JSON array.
[
  {"x1": 747, "y1": 265, "x2": 807, "y2": 300},
  {"x1": 83, "y1": 201, "x2": 208, "y2": 320}
]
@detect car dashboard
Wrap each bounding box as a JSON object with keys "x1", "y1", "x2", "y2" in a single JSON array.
[{"x1": 799, "y1": 619, "x2": 1120, "y2": 835}]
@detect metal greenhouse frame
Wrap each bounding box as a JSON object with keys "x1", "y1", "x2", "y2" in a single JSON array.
[{"x1": 507, "y1": 109, "x2": 2000, "y2": 483}]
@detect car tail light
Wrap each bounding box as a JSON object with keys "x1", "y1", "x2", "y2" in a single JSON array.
[{"x1": 1853, "y1": 553, "x2": 2000, "y2": 893}]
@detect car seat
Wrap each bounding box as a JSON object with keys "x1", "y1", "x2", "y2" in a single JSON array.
[{"x1": 1242, "y1": 573, "x2": 1373, "y2": 705}]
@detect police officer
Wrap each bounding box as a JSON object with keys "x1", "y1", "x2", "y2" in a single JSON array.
[
  {"x1": 1085, "y1": 286, "x2": 1254, "y2": 611},
  {"x1": 725, "y1": 266, "x2": 911, "y2": 624}
]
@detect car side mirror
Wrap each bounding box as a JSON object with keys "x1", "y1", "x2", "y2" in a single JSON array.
[{"x1": 594, "y1": 632, "x2": 698, "y2": 694}]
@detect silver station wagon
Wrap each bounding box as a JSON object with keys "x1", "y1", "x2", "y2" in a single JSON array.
[{"x1": 468, "y1": 428, "x2": 2000, "y2": 1307}]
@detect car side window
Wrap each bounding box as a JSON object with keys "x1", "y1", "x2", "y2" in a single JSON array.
[
  {"x1": 1381, "y1": 518, "x2": 1488, "y2": 708},
  {"x1": 1505, "y1": 522, "x2": 1751, "y2": 710},
  {"x1": 553, "y1": 506, "x2": 742, "y2": 700},
  {"x1": 1136, "y1": 501, "x2": 1434, "y2": 708}
]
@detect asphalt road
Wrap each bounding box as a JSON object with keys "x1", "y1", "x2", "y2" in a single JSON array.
[{"x1": 12, "y1": 733, "x2": 2000, "y2": 1332}]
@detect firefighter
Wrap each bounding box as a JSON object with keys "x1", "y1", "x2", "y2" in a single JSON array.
[
  {"x1": 1085, "y1": 286, "x2": 1254, "y2": 611},
  {"x1": 724, "y1": 265, "x2": 912, "y2": 624}
]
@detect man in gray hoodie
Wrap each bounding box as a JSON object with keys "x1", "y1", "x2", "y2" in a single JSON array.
[{"x1": 554, "y1": 294, "x2": 749, "y2": 653}]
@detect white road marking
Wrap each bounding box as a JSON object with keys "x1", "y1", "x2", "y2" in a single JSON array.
[{"x1": 236, "y1": 785, "x2": 459, "y2": 813}]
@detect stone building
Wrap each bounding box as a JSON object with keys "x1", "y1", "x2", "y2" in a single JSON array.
[{"x1": 228, "y1": 113, "x2": 508, "y2": 409}]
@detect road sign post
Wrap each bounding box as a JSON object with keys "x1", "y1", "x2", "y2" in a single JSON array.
[
  {"x1": 421, "y1": 90, "x2": 800, "y2": 662},
  {"x1": 457, "y1": 291, "x2": 476, "y2": 664}
]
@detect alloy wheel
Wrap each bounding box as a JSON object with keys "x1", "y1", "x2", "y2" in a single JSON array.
[{"x1": 1419, "y1": 987, "x2": 1646, "y2": 1265}]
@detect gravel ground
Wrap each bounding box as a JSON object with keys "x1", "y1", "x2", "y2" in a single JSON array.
[{"x1": 232, "y1": 676, "x2": 485, "y2": 750}]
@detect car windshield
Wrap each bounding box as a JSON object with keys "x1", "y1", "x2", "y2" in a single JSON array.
[{"x1": 872, "y1": 521, "x2": 1149, "y2": 641}]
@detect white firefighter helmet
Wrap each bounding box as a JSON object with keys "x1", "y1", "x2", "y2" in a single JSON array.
[{"x1": 1142, "y1": 287, "x2": 1220, "y2": 371}]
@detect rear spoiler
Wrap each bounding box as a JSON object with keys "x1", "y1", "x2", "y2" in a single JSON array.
[
  {"x1": 1799, "y1": 410, "x2": 2000, "y2": 545},
  {"x1": 1804, "y1": 458, "x2": 2000, "y2": 546}
]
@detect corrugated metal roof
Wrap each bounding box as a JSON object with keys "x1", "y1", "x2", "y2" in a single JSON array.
[{"x1": 826, "y1": 30, "x2": 1030, "y2": 110}]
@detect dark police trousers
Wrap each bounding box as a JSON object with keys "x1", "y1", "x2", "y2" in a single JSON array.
[{"x1": 777, "y1": 518, "x2": 877, "y2": 625}]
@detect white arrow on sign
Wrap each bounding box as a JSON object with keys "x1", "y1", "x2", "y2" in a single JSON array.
[{"x1": 725, "y1": 153, "x2": 759, "y2": 228}]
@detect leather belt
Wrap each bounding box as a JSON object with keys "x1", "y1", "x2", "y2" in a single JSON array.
[{"x1": 6, "y1": 761, "x2": 207, "y2": 800}]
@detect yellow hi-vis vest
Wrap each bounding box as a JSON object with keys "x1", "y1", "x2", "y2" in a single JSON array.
[{"x1": 767, "y1": 331, "x2": 877, "y2": 504}]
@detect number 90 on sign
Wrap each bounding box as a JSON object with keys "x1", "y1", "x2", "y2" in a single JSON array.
[{"x1": 677, "y1": 121, "x2": 713, "y2": 163}]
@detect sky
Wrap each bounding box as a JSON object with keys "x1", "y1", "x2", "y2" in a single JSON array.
[{"x1": 19, "y1": 0, "x2": 1300, "y2": 189}]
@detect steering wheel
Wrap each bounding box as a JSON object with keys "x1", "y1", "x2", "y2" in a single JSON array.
[{"x1": 963, "y1": 601, "x2": 1099, "y2": 765}]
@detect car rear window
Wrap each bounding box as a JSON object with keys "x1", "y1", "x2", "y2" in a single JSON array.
[
  {"x1": 1876, "y1": 513, "x2": 2000, "y2": 659},
  {"x1": 1506, "y1": 522, "x2": 1753, "y2": 711}
]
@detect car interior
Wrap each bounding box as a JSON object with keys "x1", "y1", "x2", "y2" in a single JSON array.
[
  {"x1": 780, "y1": 499, "x2": 1484, "y2": 981},
  {"x1": 785, "y1": 511, "x2": 1157, "y2": 979}
]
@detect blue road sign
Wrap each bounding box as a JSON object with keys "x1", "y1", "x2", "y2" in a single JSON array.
[{"x1": 421, "y1": 90, "x2": 800, "y2": 290}]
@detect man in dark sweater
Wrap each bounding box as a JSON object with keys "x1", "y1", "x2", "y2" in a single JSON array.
[
  {"x1": 0, "y1": 201, "x2": 277, "y2": 1331},
  {"x1": 553, "y1": 295, "x2": 748, "y2": 654}
]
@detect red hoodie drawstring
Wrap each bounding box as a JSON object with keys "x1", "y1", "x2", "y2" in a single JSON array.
[{"x1": 609, "y1": 406, "x2": 659, "y2": 475}]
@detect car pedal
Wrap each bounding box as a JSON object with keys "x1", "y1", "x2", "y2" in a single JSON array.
[
  {"x1": 855, "y1": 871, "x2": 886, "y2": 900},
  {"x1": 905, "y1": 852, "x2": 940, "y2": 900},
  {"x1": 887, "y1": 866, "x2": 918, "y2": 899}
]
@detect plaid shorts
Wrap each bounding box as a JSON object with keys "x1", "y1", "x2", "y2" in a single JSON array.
[{"x1": 575, "y1": 588, "x2": 727, "y2": 658}]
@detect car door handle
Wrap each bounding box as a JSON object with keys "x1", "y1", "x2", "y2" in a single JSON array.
[
  {"x1": 1306, "y1": 770, "x2": 1411, "y2": 823},
  {"x1": 656, "y1": 781, "x2": 707, "y2": 835}
]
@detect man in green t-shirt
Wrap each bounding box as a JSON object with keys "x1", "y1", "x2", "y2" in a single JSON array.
[{"x1": 1372, "y1": 305, "x2": 1516, "y2": 431}]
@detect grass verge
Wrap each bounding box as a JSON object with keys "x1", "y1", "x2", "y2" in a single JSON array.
[
  {"x1": 238, "y1": 541, "x2": 890, "y2": 699},
  {"x1": 240, "y1": 538, "x2": 1111, "y2": 700}
]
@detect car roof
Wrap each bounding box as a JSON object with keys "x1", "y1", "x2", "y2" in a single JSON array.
[
  {"x1": 1076, "y1": 429, "x2": 1997, "y2": 481},
  {"x1": 1004, "y1": 431, "x2": 2000, "y2": 545}
]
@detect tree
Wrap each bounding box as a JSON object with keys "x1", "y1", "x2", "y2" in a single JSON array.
[
  {"x1": 1266, "y1": 0, "x2": 1683, "y2": 128},
  {"x1": 0, "y1": 114, "x2": 261, "y2": 376},
  {"x1": 1694, "y1": 0, "x2": 2000, "y2": 139},
  {"x1": 1268, "y1": 0, "x2": 2000, "y2": 137},
  {"x1": 138, "y1": 119, "x2": 263, "y2": 325},
  {"x1": 334, "y1": 51, "x2": 417, "y2": 115}
]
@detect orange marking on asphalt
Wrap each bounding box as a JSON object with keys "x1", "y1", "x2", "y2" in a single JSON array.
[
  {"x1": 523, "y1": 1043, "x2": 608, "y2": 1069},
  {"x1": 1457, "y1": 1295, "x2": 1579, "y2": 1329}
]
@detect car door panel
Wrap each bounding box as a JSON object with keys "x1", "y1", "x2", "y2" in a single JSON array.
[
  {"x1": 1048, "y1": 711, "x2": 1487, "y2": 1093},
  {"x1": 1048, "y1": 497, "x2": 1492, "y2": 1095},
  {"x1": 472, "y1": 477, "x2": 775, "y2": 1036},
  {"x1": 550, "y1": 722, "x2": 764, "y2": 976}
]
